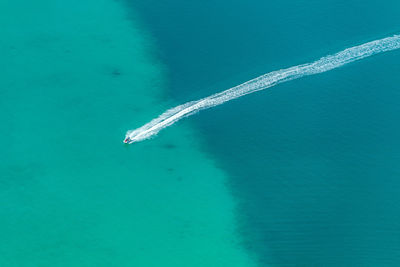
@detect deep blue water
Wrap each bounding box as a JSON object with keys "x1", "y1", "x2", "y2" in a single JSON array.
[{"x1": 128, "y1": 1, "x2": 400, "y2": 266}]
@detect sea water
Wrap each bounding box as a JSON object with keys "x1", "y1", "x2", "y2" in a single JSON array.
[
  {"x1": 128, "y1": 0, "x2": 400, "y2": 266},
  {"x1": 0, "y1": 0, "x2": 255, "y2": 266}
]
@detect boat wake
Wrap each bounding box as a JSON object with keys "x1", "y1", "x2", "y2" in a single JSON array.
[{"x1": 125, "y1": 34, "x2": 400, "y2": 144}]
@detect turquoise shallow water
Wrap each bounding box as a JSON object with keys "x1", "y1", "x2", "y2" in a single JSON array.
[
  {"x1": 128, "y1": 0, "x2": 400, "y2": 266},
  {"x1": 0, "y1": 1, "x2": 255, "y2": 266}
]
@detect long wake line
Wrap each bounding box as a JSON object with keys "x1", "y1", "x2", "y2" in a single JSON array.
[{"x1": 124, "y1": 34, "x2": 400, "y2": 144}]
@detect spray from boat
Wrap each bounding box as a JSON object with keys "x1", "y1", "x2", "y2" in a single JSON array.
[{"x1": 124, "y1": 34, "x2": 400, "y2": 144}]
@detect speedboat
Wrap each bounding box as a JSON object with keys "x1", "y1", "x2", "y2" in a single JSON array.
[{"x1": 124, "y1": 137, "x2": 133, "y2": 144}]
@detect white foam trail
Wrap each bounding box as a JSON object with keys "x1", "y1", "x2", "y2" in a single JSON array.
[{"x1": 125, "y1": 34, "x2": 400, "y2": 143}]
